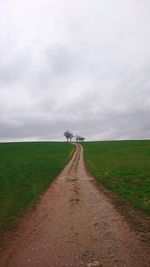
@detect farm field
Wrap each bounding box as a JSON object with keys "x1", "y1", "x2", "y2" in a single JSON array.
[
  {"x1": 0, "y1": 142, "x2": 73, "y2": 239},
  {"x1": 83, "y1": 140, "x2": 150, "y2": 215},
  {"x1": 1, "y1": 143, "x2": 150, "y2": 267}
]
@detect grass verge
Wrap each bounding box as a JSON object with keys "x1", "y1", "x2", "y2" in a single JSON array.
[
  {"x1": 83, "y1": 140, "x2": 150, "y2": 215},
  {"x1": 0, "y1": 141, "x2": 74, "y2": 239}
]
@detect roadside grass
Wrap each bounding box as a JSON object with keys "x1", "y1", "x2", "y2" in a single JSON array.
[
  {"x1": 0, "y1": 142, "x2": 74, "y2": 238},
  {"x1": 83, "y1": 140, "x2": 150, "y2": 215}
]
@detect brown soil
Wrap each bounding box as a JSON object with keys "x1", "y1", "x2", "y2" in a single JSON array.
[{"x1": 0, "y1": 144, "x2": 149, "y2": 267}]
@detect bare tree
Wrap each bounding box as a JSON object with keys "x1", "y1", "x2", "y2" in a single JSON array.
[
  {"x1": 64, "y1": 131, "x2": 74, "y2": 142},
  {"x1": 75, "y1": 135, "x2": 85, "y2": 142},
  {"x1": 79, "y1": 137, "x2": 85, "y2": 142}
]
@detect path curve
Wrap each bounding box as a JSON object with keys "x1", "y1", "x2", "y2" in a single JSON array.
[{"x1": 0, "y1": 144, "x2": 149, "y2": 267}]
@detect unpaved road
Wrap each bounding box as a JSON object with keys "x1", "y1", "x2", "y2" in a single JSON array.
[{"x1": 0, "y1": 144, "x2": 149, "y2": 267}]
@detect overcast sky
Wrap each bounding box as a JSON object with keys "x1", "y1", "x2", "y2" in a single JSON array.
[{"x1": 0, "y1": 0, "x2": 150, "y2": 142}]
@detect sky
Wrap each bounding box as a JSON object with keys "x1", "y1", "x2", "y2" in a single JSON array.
[{"x1": 0, "y1": 0, "x2": 150, "y2": 142}]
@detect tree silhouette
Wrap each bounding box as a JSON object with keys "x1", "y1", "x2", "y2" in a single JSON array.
[
  {"x1": 75, "y1": 135, "x2": 85, "y2": 142},
  {"x1": 64, "y1": 131, "x2": 74, "y2": 142}
]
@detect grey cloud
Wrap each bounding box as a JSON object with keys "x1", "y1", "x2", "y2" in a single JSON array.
[
  {"x1": 45, "y1": 45, "x2": 85, "y2": 76},
  {"x1": 0, "y1": 57, "x2": 28, "y2": 86},
  {"x1": 0, "y1": 0, "x2": 150, "y2": 141}
]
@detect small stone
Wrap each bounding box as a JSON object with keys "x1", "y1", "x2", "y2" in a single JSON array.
[{"x1": 86, "y1": 260, "x2": 102, "y2": 267}]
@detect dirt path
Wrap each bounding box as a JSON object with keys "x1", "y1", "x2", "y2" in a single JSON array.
[{"x1": 0, "y1": 144, "x2": 149, "y2": 267}]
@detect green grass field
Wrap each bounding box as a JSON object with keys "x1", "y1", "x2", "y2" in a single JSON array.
[
  {"x1": 0, "y1": 142, "x2": 73, "y2": 238},
  {"x1": 83, "y1": 140, "x2": 150, "y2": 215}
]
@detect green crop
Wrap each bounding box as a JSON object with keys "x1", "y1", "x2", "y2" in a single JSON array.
[
  {"x1": 0, "y1": 142, "x2": 73, "y2": 239},
  {"x1": 83, "y1": 140, "x2": 150, "y2": 215}
]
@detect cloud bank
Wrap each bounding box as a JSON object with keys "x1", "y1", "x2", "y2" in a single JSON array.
[{"x1": 0, "y1": 0, "x2": 150, "y2": 141}]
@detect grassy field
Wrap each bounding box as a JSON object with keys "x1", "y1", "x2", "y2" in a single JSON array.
[
  {"x1": 83, "y1": 140, "x2": 150, "y2": 215},
  {"x1": 0, "y1": 142, "x2": 73, "y2": 238}
]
